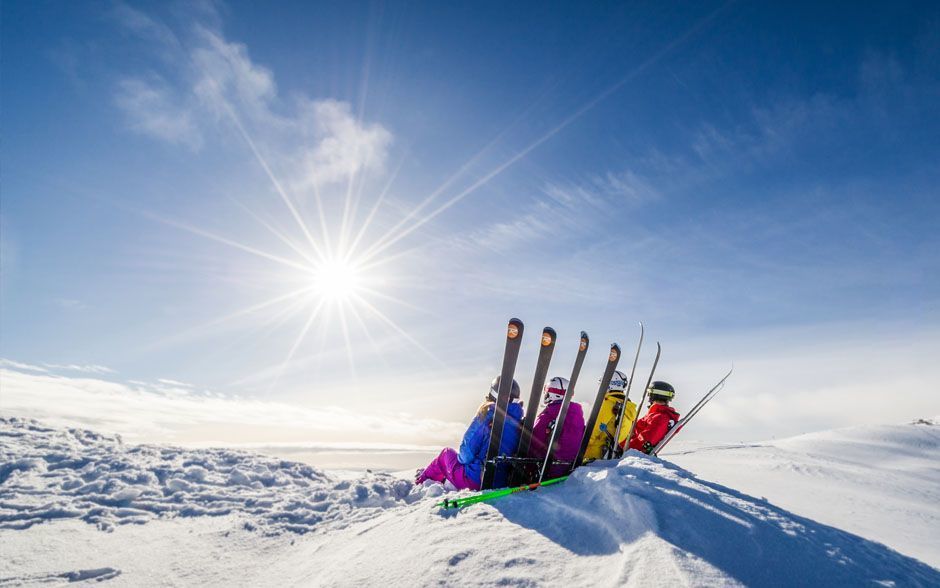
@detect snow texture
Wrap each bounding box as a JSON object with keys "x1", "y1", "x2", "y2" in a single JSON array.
[
  {"x1": 0, "y1": 417, "x2": 414, "y2": 535},
  {"x1": 2, "y1": 416, "x2": 938, "y2": 586}
]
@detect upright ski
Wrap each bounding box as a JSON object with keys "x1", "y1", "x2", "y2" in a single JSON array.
[
  {"x1": 481, "y1": 318, "x2": 525, "y2": 490},
  {"x1": 652, "y1": 366, "x2": 733, "y2": 455},
  {"x1": 572, "y1": 343, "x2": 621, "y2": 470},
  {"x1": 607, "y1": 323, "x2": 644, "y2": 459},
  {"x1": 537, "y1": 332, "x2": 589, "y2": 483},
  {"x1": 617, "y1": 342, "x2": 661, "y2": 458},
  {"x1": 512, "y1": 327, "x2": 557, "y2": 486}
]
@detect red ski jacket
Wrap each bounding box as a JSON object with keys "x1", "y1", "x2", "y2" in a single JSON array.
[{"x1": 621, "y1": 403, "x2": 680, "y2": 453}]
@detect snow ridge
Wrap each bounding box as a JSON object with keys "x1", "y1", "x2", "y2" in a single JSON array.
[{"x1": 0, "y1": 417, "x2": 414, "y2": 535}]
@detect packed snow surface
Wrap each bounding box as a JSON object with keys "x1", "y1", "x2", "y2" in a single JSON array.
[{"x1": 2, "y1": 417, "x2": 938, "y2": 586}]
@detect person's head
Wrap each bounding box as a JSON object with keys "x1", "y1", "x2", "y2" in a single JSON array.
[
  {"x1": 542, "y1": 376, "x2": 569, "y2": 404},
  {"x1": 478, "y1": 376, "x2": 521, "y2": 421},
  {"x1": 648, "y1": 381, "x2": 675, "y2": 405},
  {"x1": 607, "y1": 370, "x2": 628, "y2": 394},
  {"x1": 488, "y1": 376, "x2": 521, "y2": 402}
]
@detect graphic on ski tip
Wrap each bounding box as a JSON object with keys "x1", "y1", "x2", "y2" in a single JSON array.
[
  {"x1": 481, "y1": 318, "x2": 525, "y2": 490},
  {"x1": 653, "y1": 365, "x2": 733, "y2": 455},
  {"x1": 538, "y1": 332, "x2": 588, "y2": 483},
  {"x1": 617, "y1": 341, "x2": 661, "y2": 459},
  {"x1": 607, "y1": 323, "x2": 644, "y2": 459},
  {"x1": 572, "y1": 343, "x2": 621, "y2": 470},
  {"x1": 512, "y1": 327, "x2": 556, "y2": 486}
]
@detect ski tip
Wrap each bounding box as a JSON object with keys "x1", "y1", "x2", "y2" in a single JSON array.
[
  {"x1": 507, "y1": 318, "x2": 524, "y2": 339},
  {"x1": 542, "y1": 327, "x2": 557, "y2": 346}
]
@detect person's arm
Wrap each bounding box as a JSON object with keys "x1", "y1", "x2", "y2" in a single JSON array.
[
  {"x1": 458, "y1": 416, "x2": 484, "y2": 464},
  {"x1": 528, "y1": 406, "x2": 555, "y2": 458},
  {"x1": 634, "y1": 412, "x2": 670, "y2": 453},
  {"x1": 617, "y1": 400, "x2": 638, "y2": 447}
]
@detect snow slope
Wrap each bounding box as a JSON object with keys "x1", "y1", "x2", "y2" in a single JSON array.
[
  {"x1": 667, "y1": 418, "x2": 940, "y2": 569},
  {"x1": 2, "y1": 417, "x2": 938, "y2": 586}
]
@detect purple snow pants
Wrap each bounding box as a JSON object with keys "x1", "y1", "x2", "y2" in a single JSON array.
[{"x1": 417, "y1": 448, "x2": 480, "y2": 490}]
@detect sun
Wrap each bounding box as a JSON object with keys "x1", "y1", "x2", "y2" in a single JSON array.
[{"x1": 310, "y1": 258, "x2": 362, "y2": 302}]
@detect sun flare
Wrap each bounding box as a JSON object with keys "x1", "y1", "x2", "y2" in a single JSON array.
[{"x1": 310, "y1": 258, "x2": 362, "y2": 302}]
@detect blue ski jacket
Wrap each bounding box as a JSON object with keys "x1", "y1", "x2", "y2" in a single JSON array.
[{"x1": 458, "y1": 401, "x2": 524, "y2": 487}]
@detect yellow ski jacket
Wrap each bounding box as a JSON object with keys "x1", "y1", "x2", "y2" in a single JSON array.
[{"x1": 583, "y1": 391, "x2": 637, "y2": 461}]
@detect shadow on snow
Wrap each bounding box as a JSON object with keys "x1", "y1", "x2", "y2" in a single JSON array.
[{"x1": 493, "y1": 457, "x2": 939, "y2": 587}]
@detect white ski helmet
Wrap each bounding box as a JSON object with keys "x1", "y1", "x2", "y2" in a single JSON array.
[
  {"x1": 543, "y1": 376, "x2": 569, "y2": 404},
  {"x1": 607, "y1": 370, "x2": 628, "y2": 393},
  {"x1": 488, "y1": 376, "x2": 521, "y2": 401}
]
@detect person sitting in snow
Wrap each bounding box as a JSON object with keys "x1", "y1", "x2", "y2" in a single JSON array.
[
  {"x1": 583, "y1": 370, "x2": 637, "y2": 461},
  {"x1": 620, "y1": 381, "x2": 679, "y2": 454},
  {"x1": 415, "y1": 376, "x2": 524, "y2": 490},
  {"x1": 526, "y1": 376, "x2": 585, "y2": 479}
]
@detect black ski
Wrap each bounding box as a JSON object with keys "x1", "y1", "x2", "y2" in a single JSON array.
[
  {"x1": 653, "y1": 366, "x2": 733, "y2": 455},
  {"x1": 606, "y1": 323, "x2": 644, "y2": 459},
  {"x1": 572, "y1": 343, "x2": 622, "y2": 470},
  {"x1": 512, "y1": 326, "x2": 556, "y2": 486},
  {"x1": 537, "y1": 332, "x2": 589, "y2": 483},
  {"x1": 481, "y1": 318, "x2": 525, "y2": 490},
  {"x1": 617, "y1": 342, "x2": 661, "y2": 458}
]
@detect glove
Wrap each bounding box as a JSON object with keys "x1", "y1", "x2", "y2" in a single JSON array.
[{"x1": 642, "y1": 441, "x2": 654, "y2": 454}]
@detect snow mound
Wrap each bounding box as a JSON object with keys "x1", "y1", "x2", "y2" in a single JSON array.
[
  {"x1": 313, "y1": 456, "x2": 939, "y2": 587},
  {"x1": 667, "y1": 418, "x2": 940, "y2": 569},
  {"x1": 0, "y1": 417, "x2": 414, "y2": 535}
]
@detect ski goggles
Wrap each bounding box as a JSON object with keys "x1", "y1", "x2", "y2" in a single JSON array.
[{"x1": 648, "y1": 386, "x2": 675, "y2": 398}]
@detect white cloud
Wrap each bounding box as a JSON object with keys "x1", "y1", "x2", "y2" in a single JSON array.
[
  {"x1": 0, "y1": 363, "x2": 463, "y2": 447},
  {"x1": 115, "y1": 77, "x2": 203, "y2": 150},
  {"x1": 295, "y1": 99, "x2": 393, "y2": 189},
  {"x1": 42, "y1": 363, "x2": 116, "y2": 375},
  {"x1": 110, "y1": 6, "x2": 392, "y2": 191},
  {"x1": 190, "y1": 27, "x2": 277, "y2": 120}
]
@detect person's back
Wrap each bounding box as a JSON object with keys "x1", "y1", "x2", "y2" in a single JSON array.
[
  {"x1": 527, "y1": 377, "x2": 586, "y2": 479},
  {"x1": 460, "y1": 401, "x2": 524, "y2": 487},
  {"x1": 584, "y1": 391, "x2": 637, "y2": 461},
  {"x1": 584, "y1": 370, "x2": 637, "y2": 461},
  {"x1": 417, "y1": 376, "x2": 523, "y2": 490},
  {"x1": 622, "y1": 381, "x2": 680, "y2": 454}
]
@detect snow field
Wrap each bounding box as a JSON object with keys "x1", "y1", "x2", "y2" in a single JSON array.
[
  {"x1": 2, "y1": 417, "x2": 939, "y2": 586},
  {"x1": 667, "y1": 418, "x2": 940, "y2": 568}
]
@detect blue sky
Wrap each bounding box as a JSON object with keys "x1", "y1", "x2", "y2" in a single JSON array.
[{"x1": 2, "y1": 1, "x2": 938, "y2": 449}]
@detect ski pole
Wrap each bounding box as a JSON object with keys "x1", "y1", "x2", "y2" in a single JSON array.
[
  {"x1": 619, "y1": 342, "x2": 661, "y2": 458},
  {"x1": 653, "y1": 366, "x2": 733, "y2": 455},
  {"x1": 608, "y1": 323, "x2": 644, "y2": 459},
  {"x1": 436, "y1": 476, "x2": 569, "y2": 510}
]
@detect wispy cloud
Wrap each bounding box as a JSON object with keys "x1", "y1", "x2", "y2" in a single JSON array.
[
  {"x1": 110, "y1": 2, "x2": 392, "y2": 191},
  {"x1": 294, "y1": 99, "x2": 392, "y2": 190},
  {"x1": 42, "y1": 363, "x2": 117, "y2": 375},
  {"x1": 115, "y1": 77, "x2": 204, "y2": 149}
]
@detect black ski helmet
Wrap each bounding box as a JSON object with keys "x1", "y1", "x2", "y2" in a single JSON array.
[
  {"x1": 489, "y1": 376, "x2": 521, "y2": 401},
  {"x1": 648, "y1": 381, "x2": 675, "y2": 402}
]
